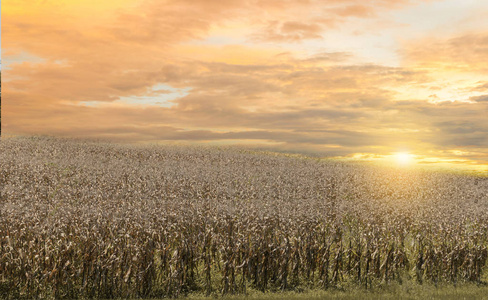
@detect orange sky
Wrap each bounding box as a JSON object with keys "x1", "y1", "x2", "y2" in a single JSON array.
[{"x1": 3, "y1": 0, "x2": 488, "y2": 173}]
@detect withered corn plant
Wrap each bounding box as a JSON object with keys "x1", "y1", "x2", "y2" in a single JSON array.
[{"x1": 1, "y1": 136, "x2": 488, "y2": 299}]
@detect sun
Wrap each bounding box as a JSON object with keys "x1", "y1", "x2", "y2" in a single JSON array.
[{"x1": 394, "y1": 152, "x2": 414, "y2": 165}]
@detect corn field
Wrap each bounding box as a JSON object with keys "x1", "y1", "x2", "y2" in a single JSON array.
[{"x1": 1, "y1": 136, "x2": 488, "y2": 299}]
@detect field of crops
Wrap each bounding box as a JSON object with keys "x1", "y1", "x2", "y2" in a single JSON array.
[{"x1": 1, "y1": 136, "x2": 488, "y2": 299}]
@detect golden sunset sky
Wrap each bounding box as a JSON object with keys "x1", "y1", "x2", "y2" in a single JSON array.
[{"x1": 3, "y1": 0, "x2": 488, "y2": 172}]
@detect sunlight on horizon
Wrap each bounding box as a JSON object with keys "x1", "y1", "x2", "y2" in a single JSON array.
[
  {"x1": 394, "y1": 152, "x2": 415, "y2": 166},
  {"x1": 337, "y1": 150, "x2": 488, "y2": 176}
]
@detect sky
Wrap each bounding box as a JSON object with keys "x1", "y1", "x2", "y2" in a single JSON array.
[{"x1": 3, "y1": 0, "x2": 488, "y2": 172}]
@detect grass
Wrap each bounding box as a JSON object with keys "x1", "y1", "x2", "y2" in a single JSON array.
[{"x1": 162, "y1": 283, "x2": 488, "y2": 299}]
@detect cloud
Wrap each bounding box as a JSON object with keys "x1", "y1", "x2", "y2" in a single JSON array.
[
  {"x1": 252, "y1": 21, "x2": 323, "y2": 42},
  {"x1": 249, "y1": 0, "x2": 436, "y2": 42},
  {"x1": 301, "y1": 52, "x2": 353, "y2": 63},
  {"x1": 329, "y1": 4, "x2": 377, "y2": 18},
  {"x1": 5, "y1": 46, "x2": 484, "y2": 156},
  {"x1": 471, "y1": 82, "x2": 488, "y2": 92},
  {"x1": 404, "y1": 33, "x2": 488, "y2": 71},
  {"x1": 470, "y1": 95, "x2": 488, "y2": 103},
  {"x1": 3, "y1": 0, "x2": 488, "y2": 167}
]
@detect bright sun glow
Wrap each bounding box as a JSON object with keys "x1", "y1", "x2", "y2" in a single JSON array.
[{"x1": 395, "y1": 152, "x2": 414, "y2": 165}]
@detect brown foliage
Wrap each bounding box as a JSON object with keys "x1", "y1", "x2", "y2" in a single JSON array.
[{"x1": 1, "y1": 136, "x2": 488, "y2": 298}]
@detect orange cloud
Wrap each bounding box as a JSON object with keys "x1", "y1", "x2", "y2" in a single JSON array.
[
  {"x1": 252, "y1": 21, "x2": 324, "y2": 42},
  {"x1": 3, "y1": 0, "x2": 488, "y2": 169},
  {"x1": 404, "y1": 33, "x2": 488, "y2": 72}
]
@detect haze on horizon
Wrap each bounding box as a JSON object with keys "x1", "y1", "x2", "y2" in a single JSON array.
[{"x1": 2, "y1": 0, "x2": 488, "y2": 173}]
